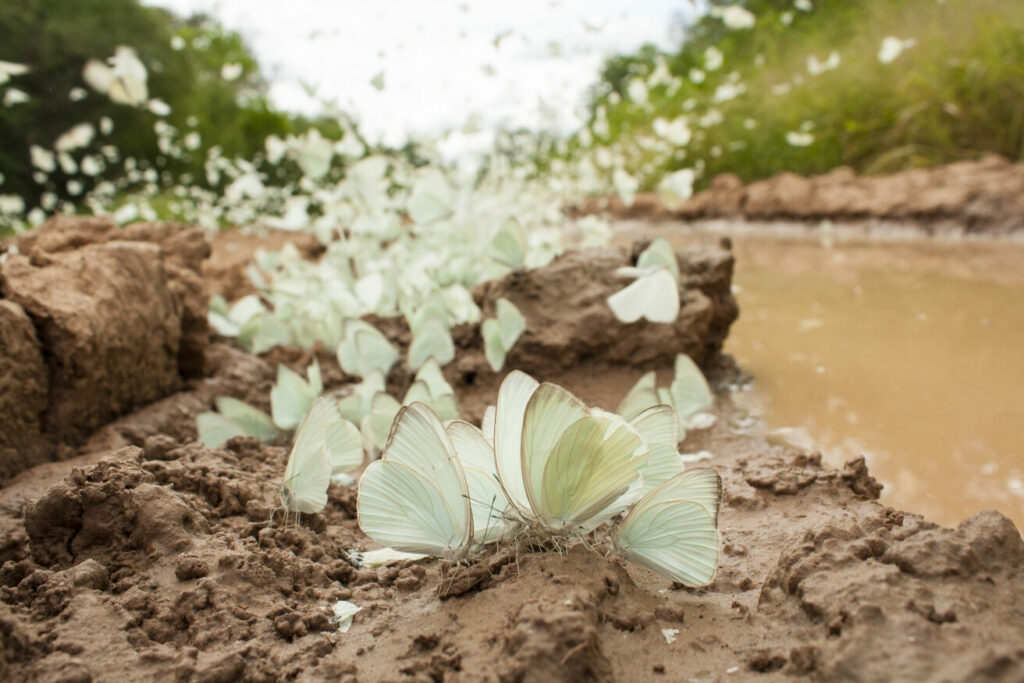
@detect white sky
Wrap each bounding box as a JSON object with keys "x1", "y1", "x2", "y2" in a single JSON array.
[{"x1": 147, "y1": 0, "x2": 694, "y2": 149}]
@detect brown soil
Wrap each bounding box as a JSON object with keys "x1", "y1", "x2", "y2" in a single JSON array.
[
  {"x1": 0, "y1": 217, "x2": 1022, "y2": 682},
  {"x1": 570, "y1": 156, "x2": 1024, "y2": 235},
  {"x1": 0, "y1": 216, "x2": 209, "y2": 482}
]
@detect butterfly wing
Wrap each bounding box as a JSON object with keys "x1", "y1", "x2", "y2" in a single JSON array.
[
  {"x1": 481, "y1": 405, "x2": 496, "y2": 446},
  {"x1": 281, "y1": 404, "x2": 333, "y2": 514},
  {"x1": 360, "y1": 392, "x2": 401, "y2": 453},
  {"x1": 630, "y1": 405, "x2": 684, "y2": 491},
  {"x1": 520, "y1": 383, "x2": 590, "y2": 519},
  {"x1": 215, "y1": 396, "x2": 278, "y2": 442},
  {"x1": 617, "y1": 371, "x2": 660, "y2": 421},
  {"x1": 489, "y1": 218, "x2": 526, "y2": 268},
  {"x1": 271, "y1": 364, "x2": 316, "y2": 429},
  {"x1": 495, "y1": 298, "x2": 526, "y2": 350},
  {"x1": 357, "y1": 460, "x2": 469, "y2": 556},
  {"x1": 357, "y1": 403, "x2": 472, "y2": 555},
  {"x1": 482, "y1": 318, "x2": 506, "y2": 372},
  {"x1": 615, "y1": 500, "x2": 718, "y2": 587},
  {"x1": 446, "y1": 420, "x2": 510, "y2": 544},
  {"x1": 606, "y1": 267, "x2": 679, "y2": 324},
  {"x1": 407, "y1": 317, "x2": 455, "y2": 370},
  {"x1": 493, "y1": 371, "x2": 539, "y2": 514},
  {"x1": 536, "y1": 413, "x2": 648, "y2": 530},
  {"x1": 670, "y1": 354, "x2": 713, "y2": 422},
  {"x1": 196, "y1": 412, "x2": 245, "y2": 448},
  {"x1": 636, "y1": 238, "x2": 679, "y2": 283},
  {"x1": 646, "y1": 467, "x2": 722, "y2": 524},
  {"x1": 613, "y1": 468, "x2": 722, "y2": 586},
  {"x1": 354, "y1": 328, "x2": 398, "y2": 377}
]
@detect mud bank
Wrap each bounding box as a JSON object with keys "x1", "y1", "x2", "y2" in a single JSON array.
[
  {"x1": 571, "y1": 156, "x2": 1024, "y2": 236},
  {"x1": 0, "y1": 216, "x2": 209, "y2": 482},
  {"x1": 0, "y1": 223, "x2": 1021, "y2": 682}
]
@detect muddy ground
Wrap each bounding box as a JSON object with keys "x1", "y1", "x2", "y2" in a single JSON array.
[
  {"x1": 0, "y1": 216, "x2": 1022, "y2": 682},
  {"x1": 570, "y1": 156, "x2": 1024, "y2": 236}
]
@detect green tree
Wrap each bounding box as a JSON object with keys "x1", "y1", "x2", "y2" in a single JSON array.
[{"x1": 0, "y1": 0, "x2": 291, "y2": 205}]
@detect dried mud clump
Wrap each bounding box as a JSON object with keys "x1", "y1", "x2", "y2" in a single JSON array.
[
  {"x1": 23, "y1": 448, "x2": 207, "y2": 567},
  {"x1": 573, "y1": 157, "x2": 1024, "y2": 234},
  {"x1": 0, "y1": 215, "x2": 211, "y2": 481},
  {"x1": 757, "y1": 508, "x2": 1024, "y2": 680},
  {"x1": 474, "y1": 243, "x2": 738, "y2": 373},
  {"x1": 0, "y1": 301, "x2": 48, "y2": 480},
  {"x1": 693, "y1": 157, "x2": 1024, "y2": 234}
]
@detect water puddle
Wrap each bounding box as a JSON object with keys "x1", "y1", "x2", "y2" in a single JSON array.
[{"x1": 616, "y1": 220, "x2": 1024, "y2": 528}]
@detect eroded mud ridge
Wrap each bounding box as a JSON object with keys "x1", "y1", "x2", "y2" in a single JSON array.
[
  {"x1": 571, "y1": 156, "x2": 1024, "y2": 235},
  {"x1": 0, "y1": 218, "x2": 1022, "y2": 681},
  {"x1": 0, "y1": 217, "x2": 210, "y2": 481}
]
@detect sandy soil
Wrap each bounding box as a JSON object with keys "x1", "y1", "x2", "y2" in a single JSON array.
[{"x1": 0, "y1": 217, "x2": 1022, "y2": 682}]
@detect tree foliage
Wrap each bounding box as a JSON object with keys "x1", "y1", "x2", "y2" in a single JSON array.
[{"x1": 0, "y1": 0, "x2": 291, "y2": 203}]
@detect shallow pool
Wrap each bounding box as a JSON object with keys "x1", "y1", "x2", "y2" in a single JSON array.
[{"x1": 618, "y1": 220, "x2": 1024, "y2": 528}]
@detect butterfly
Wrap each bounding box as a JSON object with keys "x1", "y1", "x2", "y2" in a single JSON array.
[
  {"x1": 270, "y1": 361, "x2": 323, "y2": 430},
  {"x1": 606, "y1": 267, "x2": 679, "y2": 324},
  {"x1": 357, "y1": 403, "x2": 473, "y2": 558},
  {"x1": 612, "y1": 468, "x2": 722, "y2": 587},
  {"x1": 336, "y1": 319, "x2": 398, "y2": 378},
  {"x1": 492, "y1": 371, "x2": 650, "y2": 535},
  {"x1": 277, "y1": 396, "x2": 365, "y2": 524},
  {"x1": 196, "y1": 396, "x2": 278, "y2": 447},
  {"x1": 482, "y1": 298, "x2": 526, "y2": 372},
  {"x1": 617, "y1": 354, "x2": 715, "y2": 434}
]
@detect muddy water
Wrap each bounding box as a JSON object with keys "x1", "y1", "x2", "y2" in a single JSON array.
[{"x1": 618, "y1": 221, "x2": 1024, "y2": 528}]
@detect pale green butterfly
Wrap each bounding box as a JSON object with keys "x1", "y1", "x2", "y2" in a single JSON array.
[
  {"x1": 492, "y1": 371, "x2": 649, "y2": 534},
  {"x1": 607, "y1": 266, "x2": 679, "y2": 324},
  {"x1": 270, "y1": 361, "x2": 323, "y2": 430},
  {"x1": 357, "y1": 403, "x2": 473, "y2": 558},
  {"x1": 612, "y1": 468, "x2": 722, "y2": 587},
  {"x1": 196, "y1": 396, "x2": 278, "y2": 447}
]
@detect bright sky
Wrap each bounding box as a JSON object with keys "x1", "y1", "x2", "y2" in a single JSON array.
[{"x1": 147, "y1": 0, "x2": 694, "y2": 149}]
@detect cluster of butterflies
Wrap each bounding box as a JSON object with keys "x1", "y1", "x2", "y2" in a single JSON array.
[
  {"x1": 360, "y1": 369, "x2": 722, "y2": 587},
  {"x1": 226, "y1": 354, "x2": 721, "y2": 587}
]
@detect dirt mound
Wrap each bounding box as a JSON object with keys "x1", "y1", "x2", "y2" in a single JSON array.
[
  {"x1": 571, "y1": 156, "x2": 1024, "y2": 235},
  {"x1": 0, "y1": 215, "x2": 211, "y2": 481},
  {"x1": 475, "y1": 244, "x2": 736, "y2": 370}
]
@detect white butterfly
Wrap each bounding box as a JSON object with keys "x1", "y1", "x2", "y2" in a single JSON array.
[
  {"x1": 606, "y1": 266, "x2": 679, "y2": 324},
  {"x1": 445, "y1": 421, "x2": 510, "y2": 544},
  {"x1": 407, "y1": 316, "x2": 455, "y2": 370},
  {"x1": 278, "y1": 396, "x2": 364, "y2": 524},
  {"x1": 489, "y1": 217, "x2": 527, "y2": 269},
  {"x1": 635, "y1": 238, "x2": 679, "y2": 283},
  {"x1": 617, "y1": 354, "x2": 715, "y2": 436},
  {"x1": 336, "y1": 319, "x2": 398, "y2": 378},
  {"x1": 492, "y1": 371, "x2": 649, "y2": 534},
  {"x1": 629, "y1": 405, "x2": 685, "y2": 492},
  {"x1": 357, "y1": 403, "x2": 473, "y2": 558},
  {"x1": 270, "y1": 361, "x2": 323, "y2": 430},
  {"x1": 82, "y1": 46, "x2": 148, "y2": 107},
  {"x1": 337, "y1": 370, "x2": 386, "y2": 423},
  {"x1": 360, "y1": 359, "x2": 460, "y2": 453},
  {"x1": 482, "y1": 297, "x2": 526, "y2": 372},
  {"x1": 407, "y1": 167, "x2": 454, "y2": 225},
  {"x1": 196, "y1": 396, "x2": 278, "y2": 447},
  {"x1": 612, "y1": 468, "x2": 722, "y2": 587}
]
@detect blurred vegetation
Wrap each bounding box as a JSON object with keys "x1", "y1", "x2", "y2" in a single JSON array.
[
  {"x1": 579, "y1": 0, "x2": 1024, "y2": 189},
  {"x1": 0, "y1": 0, "x2": 357, "y2": 207}
]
